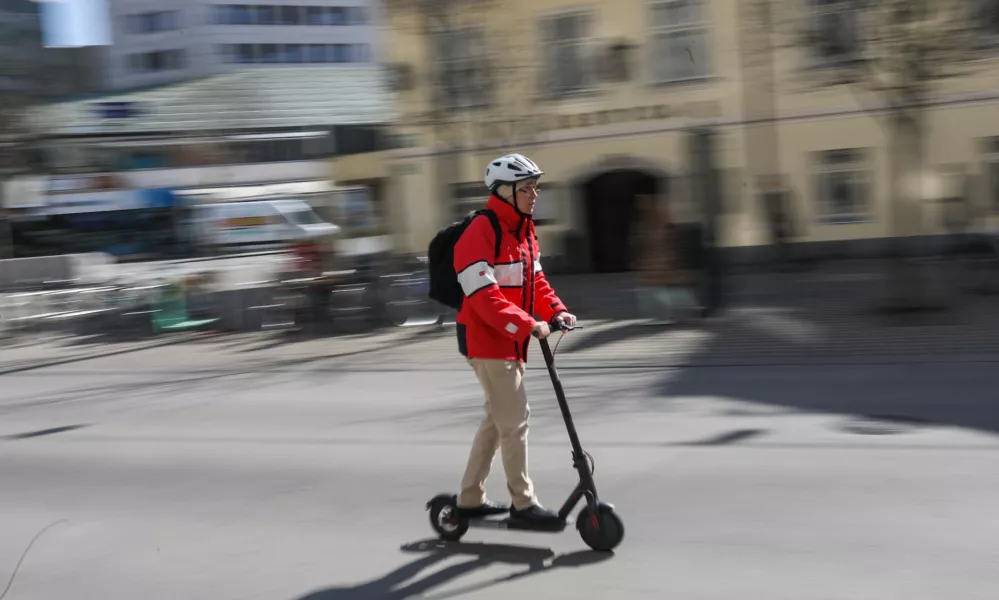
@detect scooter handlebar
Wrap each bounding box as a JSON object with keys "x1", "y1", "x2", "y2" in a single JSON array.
[{"x1": 531, "y1": 316, "x2": 581, "y2": 338}]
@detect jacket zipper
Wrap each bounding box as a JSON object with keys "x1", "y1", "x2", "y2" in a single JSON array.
[
  {"x1": 506, "y1": 219, "x2": 523, "y2": 361},
  {"x1": 521, "y1": 221, "x2": 535, "y2": 362}
]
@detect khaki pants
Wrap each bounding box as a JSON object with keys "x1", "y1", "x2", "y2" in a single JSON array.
[{"x1": 458, "y1": 358, "x2": 537, "y2": 511}]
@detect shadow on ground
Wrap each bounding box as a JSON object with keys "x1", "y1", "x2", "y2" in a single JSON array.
[
  {"x1": 654, "y1": 261, "x2": 999, "y2": 440},
  {"x1": 238, "y1": 325, "x2": 453, "y2": 354},
  {"x1": 0, "y1": 365, "x2": 342, "y2": 415},
  {"x1": 659, "y1": 359, "x2": 999, "y2": 440},
  {"x1": 557, "y1": 322, "x2": 676, "y2": 355},
  {"x1": 294, "y1": 539, "x2": 612, "y2": 600}
]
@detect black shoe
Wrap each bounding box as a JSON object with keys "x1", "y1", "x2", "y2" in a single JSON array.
[
  {"x1": 510, "y1": 504, "x2": 560, "y2": 525},
  {"x1": 455, "y1": 499, "x2": 510, "y2": 518}
]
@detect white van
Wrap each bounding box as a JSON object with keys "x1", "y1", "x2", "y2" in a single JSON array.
[{"x1": 192, "y1": 199, "x2": 340, "y2": 251}]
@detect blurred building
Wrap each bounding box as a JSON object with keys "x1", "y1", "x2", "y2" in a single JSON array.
[
  {"x1": 11, "y1": 66, "x2": 395, "y2": 258},
  {"x1": 0, "y1": 3, "x2": 105, "y2": 103},
  {"x1": 101, "y1": 0, "x2": 379, "y2": 91},
  {"x1": 355, "y1": 0, "x2": 999, "y2": 270},
  {"x1": 0, "y1": 0, "x2": 45, "y2": 96},
  {"x1": 1, "y1": 2, "x2": 106, "y2": 180},
  {"x1": 43, "y1": 46, "x2": 110, "y2": 98},
  {"x1": 0, "y1": 0, "x2": 48, "y2": 160},
  {"x1": 27, "y1": 66, "x2": 391, "y2": 175}
]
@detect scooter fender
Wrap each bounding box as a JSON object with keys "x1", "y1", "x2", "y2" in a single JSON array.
[
  {"x1": 426, "y1": 493, "x2": 457, "y2": 511},
  {"x1": 575, "y1": 501, "x2": 617, "y2": 530}
]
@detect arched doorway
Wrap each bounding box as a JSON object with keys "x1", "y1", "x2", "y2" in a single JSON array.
[{"x1": 583, "y1": 169, "x2": 663, "y2": 273}]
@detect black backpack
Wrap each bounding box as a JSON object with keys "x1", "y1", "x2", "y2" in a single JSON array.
[{"x1": 427, "y1": 209, "x2": 502, "y2": 310}]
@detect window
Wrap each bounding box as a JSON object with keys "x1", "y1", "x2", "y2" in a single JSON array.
[
  {"x1": 986, "y1": 138, "x2": 999, "y2": 212},
  {"x1": 328, "y1": 7, "x2": 346, "y2": 25},
  {"x1": 812, "y1": 148, "x2": 871, "y2": 223},
  {"x1": 279, "y1": 5, "x2": 301, "y2": 25},
  {"x1": 285, "y1": 207, "x2": 325, "y2": 226},
  {"x1": 260, "y1": 44, "x2": 280, "y2": 63},
  {"x1": 126, "y1": 50, "x2": 184, "y2": 72},
  {"x1": 435, "y1": 28, "x2": 491, "y2": 109},
  {"x1": 255, "y1": 5, "x2": 276, "y2": 25},
  {"x1": 307, "y1": 44, "x2": 326, "y2": 63},
  {"x1": 160, "y1": 11, "x2": 179, "y2": 31},
  {"x1": 156, "y1": 50, "x2": 182, "y2": 71},
  {"x1": 306, "y1": 6, "x2": 325, "y2": 25},
  {"x1": 647, "y1": 0, "x2": 710, "y2": 83},
  {"x1": 342, "y1": 45, "x2": 355, "y2": 62},
  {"x1": 346, "y1": 6, "x2": 369, "y2": 25},
  {"x1": 124, "y1": 10, "x2": 180, "y2": 34},
  {"x1": 233, "y1": 5, "x2": 252, "y2": 25},
  {"x1": 540, "y1": 12, "x2": 593, "y2": 97},
  {"x1": 206, "y1": 5, "x2": 372, "y2": 27},
  {"x1": 352, "y1": 43, "x2": 371, "y2": 62},
  {"x1": 237, "y1": 44, "x2": 256, "y2": 63},
  {"x1": 284, "y1": 44, "x2": 304, "y2": 63},
  {"x1": 808, "y1": 0, "x2": 860, "y2": 65}
]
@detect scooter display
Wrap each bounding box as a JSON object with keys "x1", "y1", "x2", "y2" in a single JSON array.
[{"x1": 426, "y1": 316, "x2": 625, "y2": 552}]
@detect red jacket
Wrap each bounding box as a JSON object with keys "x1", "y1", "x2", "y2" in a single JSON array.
[{"x1": 454, "y1": 195, "x2": 568, "y2": 362}]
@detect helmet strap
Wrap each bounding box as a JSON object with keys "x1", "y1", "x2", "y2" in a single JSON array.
[{"x1": 508, "y1": 180, "x2": 532, "y2": 219}]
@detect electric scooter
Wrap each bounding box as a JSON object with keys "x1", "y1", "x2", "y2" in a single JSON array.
[{"x1": 426, "y1": 316, "x2": 625, "y2": 552}]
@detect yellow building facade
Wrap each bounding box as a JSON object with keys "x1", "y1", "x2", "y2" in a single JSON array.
[{"x1": 335, "y1": 0, "x2": 999, "y2": 270}]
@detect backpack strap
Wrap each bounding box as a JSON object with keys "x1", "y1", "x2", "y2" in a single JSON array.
[{"x1": 477, "y1": 209, "x2": 503, "y2": 262}]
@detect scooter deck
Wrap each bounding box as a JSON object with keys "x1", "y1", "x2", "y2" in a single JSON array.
[{"x1": 465, "y1": 515, "x2": 571, "y2": 533}]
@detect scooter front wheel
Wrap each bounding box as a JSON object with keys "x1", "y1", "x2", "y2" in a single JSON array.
[
  {"x1": 428, "y1": 495, "x2": 469, "y2": 542},
  {"x1": 577, "y1": 504, "x2": 624, "y2": 552}
]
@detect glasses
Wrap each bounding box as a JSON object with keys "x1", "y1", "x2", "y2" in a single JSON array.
[{"x1": 517, "y1": 184, "x2": 541, "y2": 195}]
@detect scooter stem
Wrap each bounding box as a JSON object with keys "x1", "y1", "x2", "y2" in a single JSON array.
[{"x1": 537, "y1": 336, "x2": 587, "y2": 461}]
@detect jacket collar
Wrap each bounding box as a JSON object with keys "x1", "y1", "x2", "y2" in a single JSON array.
[{"x1": 486, "y1": 194, "x2": 531, "y2": 238}]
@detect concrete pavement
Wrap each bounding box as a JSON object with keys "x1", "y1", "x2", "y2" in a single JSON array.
[{"x1": 3, "y1": 349, "x2": 999, "y2": 599}]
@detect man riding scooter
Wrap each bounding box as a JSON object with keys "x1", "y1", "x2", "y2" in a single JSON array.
[{"x1": 452, "y1": 153, "x2": 577, "y2": 526}]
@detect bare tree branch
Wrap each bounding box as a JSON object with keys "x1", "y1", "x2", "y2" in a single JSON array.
[{"x1": 776, "y1": 0, "x2": 983, "y2": 108}]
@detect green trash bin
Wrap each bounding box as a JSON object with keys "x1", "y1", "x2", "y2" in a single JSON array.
[{"x1": 151, "y1": 281, "x2": 219, "y2": 334}]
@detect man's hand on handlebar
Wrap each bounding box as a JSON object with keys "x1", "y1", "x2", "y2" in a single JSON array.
[
  {"x1": 531, "y1": 321, "x2": 551, "y2": 339},
  {"x1": 556, "y1": 312, "x2": 578, "y2": 328},
  {"x1": 532, "y1": 314, "x2": 582, "y2": 338}
]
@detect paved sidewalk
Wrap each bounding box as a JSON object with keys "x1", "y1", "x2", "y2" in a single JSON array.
[{"x1": 5, "y1": 259, "x2": 998, "y2": 374}]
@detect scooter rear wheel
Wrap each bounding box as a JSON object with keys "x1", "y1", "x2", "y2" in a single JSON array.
[
  {"x1": 429, "y1": 496, "x2": 468, "y2": 542},
  {"x1": 577, "y1": 504, "x2": 624, "y2": 552}
]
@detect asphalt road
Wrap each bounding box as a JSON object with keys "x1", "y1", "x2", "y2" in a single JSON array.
[{"x1": 2, "y1": 349, "x2": 999, "y2": 600}]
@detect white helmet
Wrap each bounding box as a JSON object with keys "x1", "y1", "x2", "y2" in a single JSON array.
[{"x1": 484, "y1": 153, "x2": 544, "y2": 191}]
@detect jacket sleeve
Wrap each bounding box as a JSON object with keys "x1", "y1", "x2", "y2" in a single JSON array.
[
  {"x1": 454, "y1": 216, "x2": 537, "y2": 340},
  {"x1": 531, "y1": 234, "x2": 568, "y2": 323}
]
